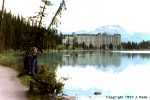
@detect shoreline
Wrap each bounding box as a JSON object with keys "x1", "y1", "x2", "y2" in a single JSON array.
[
  {"x1": 0, "y1": 65, "x2": 27, "y2": 100},
  {"x1": 43, "y1": 49, "x2": 150, "y2": 53}
]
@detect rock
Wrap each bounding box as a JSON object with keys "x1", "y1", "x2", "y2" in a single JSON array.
[
  {"x1": 94, "y1": 92, "x2": 102, "y2": 95},
  {"x1": 62, "y1": 96, "x2": 76, "y2": 100}
]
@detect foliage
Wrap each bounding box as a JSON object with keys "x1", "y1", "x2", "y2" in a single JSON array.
[
  {"x1": 0, "y1": 51, "x2": 23, "y2": 72},
  {"x1": 109, "y1": 43, "x2": 113, "y2": 50},
  {"x1": 72, "y1": 36, "x2": 78, "y2": 49},
  {"x1": 81, "y1": 42, "x2": 87, "y2": 49},
  {"x1": 89, "y1": 44, "x2": 93, "y2": 49},
  {"x1": 30, "y1": 65, "x2": 64, "y2": 96},
  {"x1": 0, "y1": 11, "x2": 62, "y2": 51},
  {"x1": 0, "y1": 0, "x2": 5, "y2": 27},
  {"x1": 122, "y1": 41, "x2": 150, "y2": 50},
  {"x1": 48, "y1": 0, "x2": 66, "y2": 29},
  {"x1": 0, "y1": 51, "x2": 64, "y2": 100},
  {"x1": 102, "y1": 44, "x2": 106, "y2": 50}
]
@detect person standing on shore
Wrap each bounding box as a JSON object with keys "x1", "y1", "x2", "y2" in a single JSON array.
[
  {"x1": 24, "y1": 46, "x2": 42, "y2": 76},
  {"x1": 30, "y1": 47, "x2": 38, "y2": 76}
]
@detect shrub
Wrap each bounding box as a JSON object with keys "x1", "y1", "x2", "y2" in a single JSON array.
[{"x1": 30, "y1": 65, "x2": 64, "y2": 96}]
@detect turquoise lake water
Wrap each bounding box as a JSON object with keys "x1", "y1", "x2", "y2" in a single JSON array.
[{"x1": 38, "y1": 51, "x2": 150, "y2": 100}]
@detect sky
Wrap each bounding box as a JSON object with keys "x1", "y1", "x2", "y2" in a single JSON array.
[{"x1": 1, "y1": 0, "x2": 150, "y2": 34}]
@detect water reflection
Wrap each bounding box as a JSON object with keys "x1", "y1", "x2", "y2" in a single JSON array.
[
  {"x1": 62, "y1": 52, "x2": 121, "y2": 68},
  {"x1": 39, "y1": 51, "x2": 150, "y2": 68},
  {"x1": 57, "y1": 63, "x2": 150, "y2": 99},
  {"x1": 121, "y1": 53, "x2": 150, "y2": 59},
  {"x1": 38, "y1": 51, "x2": 150, "y2": 99},
  {"x1": 39, "y1": 52, "x2": 63, "y2": 64}
]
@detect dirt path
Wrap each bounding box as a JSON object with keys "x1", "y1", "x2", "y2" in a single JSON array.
[{"x1": 0, "y1": 65, "x2": 28, "y2": 100}]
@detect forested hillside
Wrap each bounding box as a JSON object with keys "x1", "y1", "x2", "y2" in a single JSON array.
[{"x1": 0, "y1": 10, "x2": 62, "y2": 51}]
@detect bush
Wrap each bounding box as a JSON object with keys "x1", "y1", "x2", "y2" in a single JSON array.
[{"x1": 30, "y1": 65, "x2": 64, "y2": 96}]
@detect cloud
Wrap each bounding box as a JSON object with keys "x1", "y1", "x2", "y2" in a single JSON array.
[
  {"x1": 57, "y1": 63, "x2": 150, "y2": 99},
  {"x1": 3, "y1": 0, "x2": 41, "y2": 17},
  {"x1": 1, "y1": 0, "x2": 150, "y2": 33},
  {"x1": 58, "y1": 0, "x2": 150, "y2": 33}
]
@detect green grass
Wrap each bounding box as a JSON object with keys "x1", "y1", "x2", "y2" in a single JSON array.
[
  {"x1": 0, "y1": 50, "x2": 64, "y2": 100},
  {"x1": 0, "y1": 51, "x2": 22, "y2": 70},
  {"x1": 0, "y1": 51, "x2": 32, "y2": 99},
  {"x1": 0, "y1": 51, "x2": 30, "y2": 85}
]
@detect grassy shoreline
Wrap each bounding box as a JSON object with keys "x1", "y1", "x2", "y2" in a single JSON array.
[
  {"x1": 0, "y1": 51, "x2": 64, "y2": 100},
  {"x1": 0, "y1": 51, "x2": 32, "y2": 99}
]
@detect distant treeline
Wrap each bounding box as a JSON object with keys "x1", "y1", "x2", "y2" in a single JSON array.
[
  {"x1": 122, "y1": 41, "x2": 150, "y2": 49},
  {"x1": 0, "y1": 10, "x2": 62, "y2": 51}
]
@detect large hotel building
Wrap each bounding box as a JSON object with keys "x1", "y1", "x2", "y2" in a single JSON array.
[{"x1": 63, "y1": 33, "x2": 121, "y2": 49}]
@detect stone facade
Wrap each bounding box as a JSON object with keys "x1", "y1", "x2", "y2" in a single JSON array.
[{"x1": 63, "y1": 33, "x2": 121, "y2": 49}]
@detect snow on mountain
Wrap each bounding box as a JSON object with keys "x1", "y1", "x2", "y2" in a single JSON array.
[{"x1": 63, "y1": 25, "x2": 150, "y2": 42}]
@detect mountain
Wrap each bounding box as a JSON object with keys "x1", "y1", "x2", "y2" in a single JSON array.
[
  {"x1": 90, "y1": 25, "x2": 150, "y2": 42},
  {"x1": 93, "y1": 25, "x2": 127, "y2": 34},
  {"x1": 64, "y1": 25, "x2": 150, "y2": 43}
]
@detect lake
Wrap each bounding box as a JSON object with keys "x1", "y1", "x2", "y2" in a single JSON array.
[{"x1": 38, "y1": 51, "x2": 150, "y2": 100}]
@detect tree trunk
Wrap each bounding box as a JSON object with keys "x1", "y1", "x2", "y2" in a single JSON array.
[
  {"x1": 0, "y1": 0, "x2": 5, "y2": 51},
  {"x1": 0, "y1": 0, "x2": 5, "y2": 28}
]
